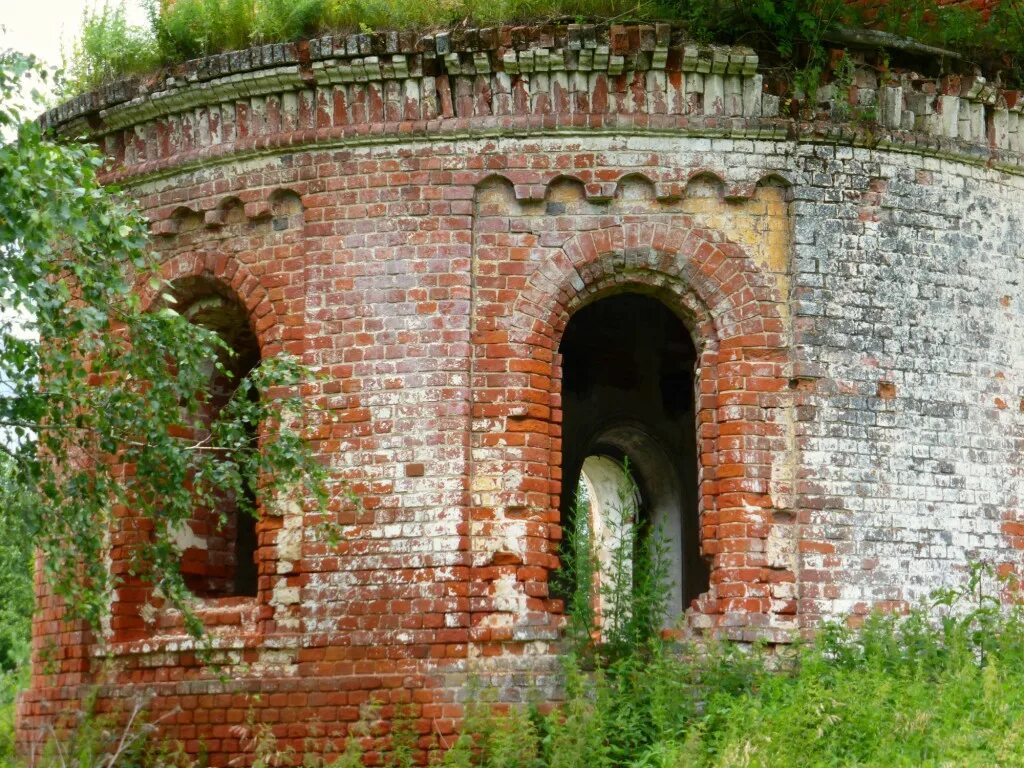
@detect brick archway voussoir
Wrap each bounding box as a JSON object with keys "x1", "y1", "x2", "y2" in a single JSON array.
[
  {"x1": 504, "y1": 223, "x2": 795, "y2": 639},
  {"x1": 141, "y1": 251, "x2": 283, "y2": 353}
]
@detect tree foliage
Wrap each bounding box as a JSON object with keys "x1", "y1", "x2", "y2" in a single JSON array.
[
  {"x1": 0, "y1": 456, "x2": 33, "y2": 674},
  {"x1": 0, "y1": 51, "x2": 330, "y2": 635},
  {"x1": 0, "y1": 455, "x2": 33, "y2": 762}
]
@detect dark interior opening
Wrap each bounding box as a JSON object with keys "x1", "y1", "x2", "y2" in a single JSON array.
[
  {"x1": 175, "y1": 281, "x2": 260, "y2": 599},
  {"x1": 558, "y1": 292, "x2": 709, "y2": 621}
]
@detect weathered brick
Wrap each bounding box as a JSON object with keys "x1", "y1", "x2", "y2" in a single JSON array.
[{"x1": 21, "y1": 18, "x2": 1024, "y2": 765}]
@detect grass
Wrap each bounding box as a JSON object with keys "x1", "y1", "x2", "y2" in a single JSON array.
[
  {"x1": 61, "y1": 0, "x2": 660, "y2": 95},
  {"x1": 57, "y1": 1, "x2": 1024, "y2": 98}
]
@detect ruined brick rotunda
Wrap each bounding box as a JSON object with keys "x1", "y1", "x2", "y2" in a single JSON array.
[{"x1": 18, "y1": 19, "x2": 1024, "y2": 764}]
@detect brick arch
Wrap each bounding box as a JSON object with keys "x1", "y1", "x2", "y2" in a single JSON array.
[
  {"x1": 514, "y1": 222, "x2": 777, "y2": 340},
  {"x1": 137, "y1": 250, "x2": 283, "y2": 355},
  {"x1": 109, "y1": 251, "x2": 289, "y2": 643},
  {"x1": 480, "y1": 222, "x2": 794, "y2": 639}
]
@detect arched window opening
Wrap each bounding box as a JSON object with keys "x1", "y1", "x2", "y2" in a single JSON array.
[
  {"x1": 173, "y1": 279, "x2": 260, "y2": 599},
  {"x1": 559, "y1": 293, "x2": 709, "y2": 628}
]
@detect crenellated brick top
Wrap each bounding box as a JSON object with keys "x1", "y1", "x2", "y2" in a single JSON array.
[{"x1": 40, "y1": 22, "x2": 1024, "y2": 181}]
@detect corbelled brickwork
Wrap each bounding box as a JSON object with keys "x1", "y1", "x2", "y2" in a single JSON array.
[{"x1": 20, "y1": 21, "x2": 1024, "y2": 765}]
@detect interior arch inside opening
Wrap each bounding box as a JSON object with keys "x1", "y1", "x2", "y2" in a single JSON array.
[{"x1": 559, "y1": 292, "x2": 709, "y2": 626}]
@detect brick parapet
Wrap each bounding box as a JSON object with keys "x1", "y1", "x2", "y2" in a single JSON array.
[{"x1": 40, "y1": 23, "x2": 1024, "y2": 180}]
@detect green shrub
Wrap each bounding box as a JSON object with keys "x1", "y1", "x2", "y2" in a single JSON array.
[
  {"x1": 0, "y1": 455, "x2": 32, "y2": 765},
  {"x1": 0, "y1": 457, "x2": 32, "y2": 676},
  {"x1": 0, "y1": 667, "x2": 28, "y2": 764},
  {"x1": 62, "y1": 2, "x2": 160, "y2": 94},
  {"x1": 445, "y1": 562, "x2": 1024, "y2": 768},
  {"x1": 252, "y1": 0, "x2": 327, "y2": 44},
  {"x1": 149, "y1": 0, "x2": 255, "y2": 62},
  {"x1": 696, "y1": 598, "x2": 1024, "y2": 766}
]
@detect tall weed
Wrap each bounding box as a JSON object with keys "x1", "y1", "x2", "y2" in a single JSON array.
[
  {"x1": 557, "y1": 460, "x2": 671, "y2": 664},
  {"x1": 147, "y1": 0, "x2": 255, "y2": 62},
  {"x1": 0, "y1": 667, "x2": 28, "y2": 763},
  {"x1": 62, "y1": 2, "x2": 160, "y2": 93},
  {"x1": 0, "y1": 455, "x2": 33, "y2": 765},
  {"x1": 252, "y1": 0, "x2": 327, "y2": 44},
  {"x1": 443, "y1": 562, "x2": 1024, "y2": 768},
  {"x1": 22, "y1": 693, "x2": 193, "y2": 768},
  {"x1": 66, "y1": 0, "x2": 676, "y2": 80},
  {"x1": 59, "y1": 0, "x2": 1024, "y2": 96}
]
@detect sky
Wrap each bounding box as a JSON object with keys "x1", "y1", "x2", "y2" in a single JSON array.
[{"x1": 2, "y1": 0, "x2": 147, "y2": 69}]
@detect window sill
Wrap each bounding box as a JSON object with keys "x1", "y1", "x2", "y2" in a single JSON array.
[{"x1": 102, "y1": 594, "x2": 262, "y2": 658}]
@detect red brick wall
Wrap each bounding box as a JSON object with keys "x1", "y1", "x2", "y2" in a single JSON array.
[
  {"x1": 19, "y1": 148, "x2": 797, "y2": 766},
  {"x1": 23, "y1": 19, "x2": 1024, "y2": 766}
]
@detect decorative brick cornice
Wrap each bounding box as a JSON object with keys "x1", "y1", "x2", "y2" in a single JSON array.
[{"x1": 41, "y1": 23, "x2": 1024, "y2": 178}]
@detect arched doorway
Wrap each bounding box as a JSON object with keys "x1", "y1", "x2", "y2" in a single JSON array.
[{"x1": 559, "y1": 292, "x2": 709, "y2": 625}]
